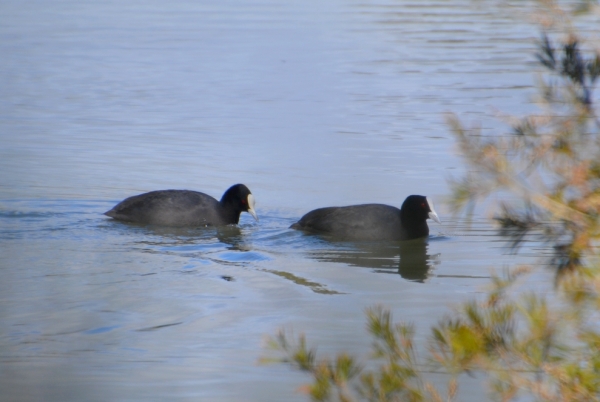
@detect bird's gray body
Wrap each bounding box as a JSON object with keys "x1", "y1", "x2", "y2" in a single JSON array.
[
  {"x1": 105, "y1": 190, "x2": 234, "y2": 227},
  {"x1": 291, "y1": 203, "x2": 429, "y2": 241}
]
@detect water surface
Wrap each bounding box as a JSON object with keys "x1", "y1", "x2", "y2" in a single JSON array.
[{"x1": 1, "y1": 1, "x2": 553, "y2": 401}]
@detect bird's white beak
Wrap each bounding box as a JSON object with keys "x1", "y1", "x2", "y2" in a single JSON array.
[
  {"x1": 426, "y1": 197, "x2": 441, "y2": 224},
  {"x1": 247, "y1": 194, "x2": 258, "y2": 222}
]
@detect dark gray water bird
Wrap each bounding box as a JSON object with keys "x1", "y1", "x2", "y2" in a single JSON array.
[
  {"x1": 290, "y1": 195, "x2": 440, "y2": 241},
  {"x1": 104, "y1": 184, "x2": 258, "y2": 227}
]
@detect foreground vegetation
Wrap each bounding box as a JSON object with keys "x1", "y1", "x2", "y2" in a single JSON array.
[{"x1": 263, "y1": 1, "x2": 600, "y2": 401}]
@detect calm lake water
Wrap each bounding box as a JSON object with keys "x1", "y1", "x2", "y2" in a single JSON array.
[{"x1": 1, "y1": 0, "x2": 554, "y2": 401}]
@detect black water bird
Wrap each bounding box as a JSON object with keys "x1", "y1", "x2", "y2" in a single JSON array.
[
  {"x1": 290, "y1": 195, "x2": 440, "y2": 241},
  {"x1": 104, "y1": 184, "x2": 258, "y2": 227}
]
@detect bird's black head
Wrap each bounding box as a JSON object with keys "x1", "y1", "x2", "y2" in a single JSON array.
[
  {"x1": 400, "y1": 195, "x2": 440, "y2": 224},
  {"x1": 220, "y1": 184, "x2": 258, "y2": 222}
]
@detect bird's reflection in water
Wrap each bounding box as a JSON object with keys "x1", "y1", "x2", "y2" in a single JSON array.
[
  {"x1": 396, "y1": 239, "x2": 434, "y2": 282},
  {"x1": 162, "y1": 225, "x2": 250, "y2": 251},
  {"x1": 111, "y1": 221, "x2": 250, "y2": 252},
  {"x1": 309, "y1": 238, "x2": 437, "y2": 282}
]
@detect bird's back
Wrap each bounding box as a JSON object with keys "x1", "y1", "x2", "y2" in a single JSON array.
[
  {"x1": 105, "y1": 190, "x2": 223, "y2": 226},
  {"x1": 292, "y1": 204, "x2": 407, "y2": 241}
]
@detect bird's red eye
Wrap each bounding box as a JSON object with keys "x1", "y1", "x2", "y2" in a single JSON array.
[{"x1": 241, "y1": 199, "x2": 247, "y2": 205}]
